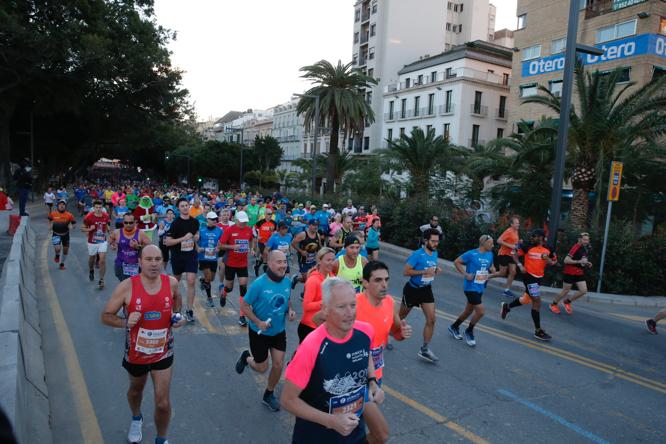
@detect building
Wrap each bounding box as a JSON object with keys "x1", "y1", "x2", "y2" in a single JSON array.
[
  {"x1": 351, "y1": 0, "x2": 498, "y2": 153},
  {"x1": 382, "y1": 41, "x2": 512, "y2": 149},
  {"x1": 243, "y1": 114, "x2": 274, "y2": 146},
  {"x1": 271, "y1": 99, "x2": 304, "y2": 168},
  {"x1": 508, "y1": 0, "x2": 666, "y2": 131},
  {"x1": 218, "y1": 109, "x2": 272, "y2": 144},
  {"x1": 209, "y1": 111, "x2": 244, "y2": 142},
  {"x1": 492, "y1": 28, "x2": 515, "y2": 48}
]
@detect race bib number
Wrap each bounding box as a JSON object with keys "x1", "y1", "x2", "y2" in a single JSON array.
[
  {"x1": 93, "y1": 230, "x2": 106, "y2": 243},
  {"x1": 52, "y1": 235, "x2": 61, "y2": 246},
  {"x1": 181, "y1": 238, "x2": 194, "y2": 252},
  {"x1": 141, "y1": 214, "x2": 151, "y2": 223},
  {"x1": 278, "y1": 243, "x2": 289, "y2": 253},
  {"x1": 204, "y1": 247, "x2": 216, "y2": 260},
  {"x1": 474, "y1": 269, "x2": 489, "y2": 285},
  {"x1": 234, "y1": 239, "x2": 249, "y2": 253},
  {"x1": 371, "y1": 346, "x2": 384, "y2": 370},
  {"x1": 122, "y1": 263, "x2": 140, "y2": 276},
  {"x1": 527, "y1": 282, "x2": 541, "y2": 297},
  {"x1": 329, "y1": 384, "x2": 366, "y2": 416},
  {"x1": 135, "y1": 328, "x2": 167, "y2": 354}
]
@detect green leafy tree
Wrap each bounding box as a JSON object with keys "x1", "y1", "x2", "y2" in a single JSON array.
[
  {"x1": 297, "y1": 60, "x2": 376, "y2": 189},
  {"x1": 250, "y1": 135, "x2": 283, "y2": 173}
]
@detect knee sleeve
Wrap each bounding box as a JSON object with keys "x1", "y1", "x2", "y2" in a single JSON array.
[
  {"x1": 519, "y1": 293, "x2": 531, "y2": 305},
  {"x1": 240, "y1": 285, "x2": 247, "y2": 297}
]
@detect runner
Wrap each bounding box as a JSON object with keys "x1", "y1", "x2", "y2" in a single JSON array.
[
  {"x1": 253, "y1": 208, "x2": 277, "y2": 276},
  {"x1": 290, "y1": 219, "x2": 324, "y2": 296},
  {"x1": 357, "y1": 261, "x2": 412, "y2": 444},
  {"x1": 197, "y1": 212, "x2": 223, "y2": 307},
  {"x1": 235, "y1": 250, "x2": 296, "y2": 412},
  {"x1": 163, "y1": 198, "x2": 200, "y2": 323},
  {"x1": 418, "y1": 216, "x2": 443, "y2": 237},
  {"x1": 113, "y1": 198, "x2": 130, "y2": 229},
  {"x1": 365, "y1": 217, "x2": 381, "y2": 261},
  {"x1": 43, "y1": 187, "x2": 56, "y2": 212},
  {"x1": 81, "y1": 200, "x2": 111, "y2": 288},
  {"x1": 549, "y1": 232, "x2": 592, "y2": 315},
  {"x1": 399, "y1": 228, "x2": 442, "y2": 363},
  {"x1": 646, "y1": 309, "x2": 666, "y2": 335},
  {"x1": 500, "y1": 229, "x2": 557, "y2": 341},
  {"x1": 332, "y1": 236, "x2": 368, "y2": 293},
  {"x1": 246, "y1": 196, "x2": 260, "y2": 227},
  {"x1": 101, "y1": 244, "x2": 186, "y2": 444},
  {"x1": 340, "y1": 199, "x2": 358, "y2": 218},
  {"x1": 329, "y1": 215, "x2": 354, "y2": 251},
  {"x1": 109, "y1": 213, "x2": 151, "y2": 281},
  {"x1": 281, "y1": 277, "x2": 383, "y2": 444},
  {"x1": 47, "y1": 200, "x2": 76, "y2": 270},
  {"x1": 266, "y1": 221, "x2": 293, "y2": 273},
  {"x1": 157, "y1": 209, "x2": 175, "y2": 269},
  {"x1": 449, "y1": 235, "x2": 500, "y2": 347},
  {"x1": 298, "y1": 247, "x2": 336, "y2": 343},
  {"x1": 218, "y1": 210, "x2": 256, "y2": 326},
  {"x1": 496, "y1": 216, "x2": 521, "y2": 297}
]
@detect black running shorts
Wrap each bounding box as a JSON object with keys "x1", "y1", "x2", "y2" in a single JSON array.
[
  {"x1": 248, "y1": 328, "x2": 287, "y2": 364},
  {"x1": 402, "y1": 283, "x2": 435, "y2": 308}
]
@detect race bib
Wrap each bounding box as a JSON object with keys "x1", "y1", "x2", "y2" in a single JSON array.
[
  {"x1": 52, "y1": 235, "x2": 61, "y2": 246},
  {"x1": 329, "y1": 384, "x2": 366, "y2": 416},
  {"x1": 135, "y1": 328, "x2": 167, "y2": 354},
  {"x1": 474, "y1": 269, "x2": 489, "y2": 285},
  {"x1": 371, "y1": 346, "x2": 384, "y2": 370},
  {"x1": 278, "y1": 243, "x2": 289, "y2": 253},
  {"x1": 527, "y1": 282, "x2": 541, "y2": 297},
  {"x1": 141, "y1": 214, "x2": 151, "y2": 223},
  {"x1": 122, "y1": 263, "x2": 140, "y2": 276},
  {"x1": 204, "y1": 247, "x2": 216, "y2": 260},
  {"x1": 93, "y1": 230, "x2": 106, "y2": 243},
  {"x1": 234, "y1": 239, "x2": 249, "y2": 253},
  {"x1": 181, "y1": 238, "x2": 194, "y2": 252}
]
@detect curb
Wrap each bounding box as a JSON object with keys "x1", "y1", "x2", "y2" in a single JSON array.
[
  {"x1": 0, "y1": 216, "x2": 52, "y2": 444},
  {"x1": 379, "y1": 241, "x2": 666, "y2": 309}
]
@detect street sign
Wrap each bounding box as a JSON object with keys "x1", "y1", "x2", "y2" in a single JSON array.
[{"x1": 606, "y1": 161, "x2": 623, "y2": 201}]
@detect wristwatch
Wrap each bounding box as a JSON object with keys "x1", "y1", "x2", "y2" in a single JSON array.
[{"x1": 367, "y1": 376, "x2": 378, "y2": 386}]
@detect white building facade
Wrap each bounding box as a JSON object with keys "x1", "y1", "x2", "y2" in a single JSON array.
[{"x1": 382, "y1": 41, "x2": 512, "y2": 149}]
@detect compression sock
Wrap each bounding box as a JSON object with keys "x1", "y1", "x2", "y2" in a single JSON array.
[
  {"x1": 564, "y1": 298, "x2": 571, "y2": 304},
  {"x1": 467, "y1": 323, "x2": 476, "y2": 333},
  {"x1": 204, "y1": 281, "x2": 211, "y2": 298},
  {"x1": 240, "y1": 285, "x2": 247, "y2": 297},
  {"x1": 421, "y1": 342, "x2": 429, "y2": 350},
  {"x1": 508, "y1": 298, "x2": 523, "y2": 309},
  {"x1": 132, "y1": 413, "x2": 142, "y2": 421},
  {"x1": 155, "y1": 438, "x2": 167, "y2": 444},
  {"x1": 263, "y1": 389, "x2": 273, "y2": 399},
  {"x1": 531, "y1": 309, "x2": 541, "y2": 330},
  {"x1": 452, "y1": 319, "x2": 463, "y2": 329}
]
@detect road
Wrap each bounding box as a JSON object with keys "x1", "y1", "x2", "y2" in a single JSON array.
[{"x1": 31, "y1": 208, "x2": 666, "y2": 444}]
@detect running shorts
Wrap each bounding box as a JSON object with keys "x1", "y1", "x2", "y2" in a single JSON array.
[
  {"x1": 563, "y1": 273, "x2": 586, "y2": 286},
  {"x1": 198, "y1": 260, "x2": 217, "y2": 272},
  {"x1": 224, "y1": 265, "x2": 248, "y2": 281},
  {"x1": 248, "y1": 328, "x2": 286, "y2": 364},
  {"x1": 497, "y1": 255, "x2": 514, "y2": 267},
  {"x1": 402, "y1": 282, "x2": 435, "y2": 308},
  {"x1": 464, "y1": 291, "x2": 483, "y2": 306},
  {"x1": 170, "y1": 253, "x2": 198, "y2": 275},
  {"x1": 52, "y1": 232, "x2": 70, "y2": 247},
  {"x1": 122, "y1": 355, "x2": 173, "y2": 378},
  {"x1": 87, "y1": 241, "x2": 108, "y2": 256},
  {"x1": 297, "y1": 322, "x2": 315, "y2": 344}
]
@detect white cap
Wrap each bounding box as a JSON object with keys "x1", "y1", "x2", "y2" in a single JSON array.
[
  {"x1": 206, "y1": 211, "x2": 218, "y2": 219},
  {"x1": 236, "y1": 211, "x2": 249, "y2": 223}
]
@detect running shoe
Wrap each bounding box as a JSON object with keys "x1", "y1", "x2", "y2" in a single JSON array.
[
  {"x1": 253, "y1": 262, "x2": 261, "y2": 276},
  {"x1": 235, "y1": 350, "x2": 251, "y2": 374},
  {"x1": 386, "y1": 343, "x2": 394, "y2": 351},
  {"x1": 563, "y1": 301, "x2": 573, "y2": 315},
  {"x1": 205, "y1": 298, "x2": 214, "y2": 308},
  {"x1": 417, "y1": 347, "x2": 439, "y2": 363},
  {"x1": 646, "y1": 319, "x2": 658, "y2": 335},
  {"x1": 299, "y1": 292, "x2": 304, "y2": 302},
  {"x1": 464, "y1": 330, "x2": 476, "y2": 347},
  {"x1": 59, "y1": 263, "x2": 65, "y2": 270},
  {"x1": 54, "y1": 255, "x2": 60, "y2": 263},
  {"x1": 199, "y1": 277, "x2": 205, "y2": 292},
  {"x1": 89, "y1": 269, "x2": 94, "y2": 281},
  {"x1": 127, "y1": 416, "x2": 143, "y2": 443},
  {"x1": 238, "y1": 316, "x2": 248, "y2": 327},
  {"x1": 219, "y1": 292, "x2": 227, "y2": 308},
  {"x1": 290, "y1": 274, "x2": 299, "y2": 290},
  {"x1": 448, "y1": 325, "x2": 463, "y2": 340},
  {"x1": 534, "y1": 329, "x2": 552, "y2": 341},
  {"x1": 262, "y1": 393, "x2": 280, "y2": 412},
  {"x1": 503, "y1": 289, "x2": 515, "y2": 298},
  {"x1": 500, "y1": 302, "x2": 510, "y2": 319},
  {"x1": 185, "y1": 309, "x2": 195, "y2": 323},
  {"x1": 549, "y1": 303, "x2": 561, "y2": 315},
  {"x1": 98, "y1": 279, "x2": 104, "y2": 289}
]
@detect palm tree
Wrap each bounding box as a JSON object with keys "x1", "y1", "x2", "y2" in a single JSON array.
[
  {"x1": 379, "y1": 127, "x2": 464, "y2": 199},
  {"x1": 523, "y1": 65, "x2": 666, "y2": 229},
  {"x1": 297, "y1": 60, "x2": 377, "y2": 189}
]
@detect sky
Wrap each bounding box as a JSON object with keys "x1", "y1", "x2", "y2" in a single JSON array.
[{"x1": 153, "y1": 0, "x2": 518, "y2": 121}]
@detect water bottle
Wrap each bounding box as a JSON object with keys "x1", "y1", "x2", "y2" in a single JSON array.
[
  {"x1": 258, "y1": 318, "x2": 272, "y2": 335},
  {"x1": 171, "y1": 313, "x2": 183, "y2": 325}
]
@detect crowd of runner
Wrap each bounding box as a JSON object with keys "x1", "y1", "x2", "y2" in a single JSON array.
[{"x1": 42, "y1": 180, "x2": 666, "y2": 444}]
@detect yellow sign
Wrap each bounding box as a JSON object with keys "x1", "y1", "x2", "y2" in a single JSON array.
[{"x1": 607, "y1": 161, "x2": 623, "y2": 201}]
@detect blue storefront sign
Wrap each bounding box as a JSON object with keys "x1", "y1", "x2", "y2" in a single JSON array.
[{"x1": 521, "y1": 33, "x2": 666, "y2": 77}]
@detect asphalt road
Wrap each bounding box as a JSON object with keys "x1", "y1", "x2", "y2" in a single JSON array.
[{"x1": 32, "y1": 209, "x2": 666, "y2": 444}]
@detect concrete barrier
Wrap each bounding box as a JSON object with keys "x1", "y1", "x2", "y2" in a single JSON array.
[{"x1": 0, "y1": 217, "x2": 51, "y2": 444}]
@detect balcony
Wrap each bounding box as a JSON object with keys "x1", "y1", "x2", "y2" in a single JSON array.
[
  {"x1": 361, "y1": 9, "x2": 370, "y2": 22},
  {"x1": 384, "y1": 112, "x2": 395, "y2": 122},
  {"x1": 584, "y1": 0, "x2": 647, "y2": 19},
  {"x1": 470, "y1": 104, "x2": 488, "y2": 117},
  {"x1": 359, "y1": 56, "x2": 367, "y2": 67},
  {"x1": 360, "y1": 33, "x2": 369, "y2": 45},
  {"x1": 495, "y1": 108, "x2": 508, "y2": 120},
  {"x1": 390, "y1": 68, "x2": 509, "y2": 93},
  {"x1": 439, "y1": 104, "x2": 455, "y2": 115}
]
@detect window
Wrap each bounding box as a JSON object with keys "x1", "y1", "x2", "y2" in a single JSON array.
[
  {"x1": 446, "y1": 22, "x2": 451, "y2": 31},
  {"x1": 448, "y1": 2, "x2": 453, "y2": 10},
  {"x1": 364, "y1": 136, "x2": 370, "y2": 151},
  {"x1": 366, "y1": 91, "x2": 372, "y2": 104},
  {"x1": 372, "y1": 0, "x2": 377, "y2": 13},
  {"x1": 454, "y1": 4, "x2": 458, "y2": 12},
  {"x1": 428, "y1": 93, "x2": 435, "y2": 115},
  {"x1": 600, "y1": 67, "x2": 631, "y2": 83},
  {"x1": 405, "y1": 78, "x2": 411, "y2": 88},
  {"x1": 502, "y1": 73, "x2": 510, "y2": 85},
  {"x1": 445, "y1": 90, "x2": 453, "y2": 112},
  {"x1": 389, "y1": 101, "x2": 394, "y2": 120},
  {"x1": 401, "y1": 99, "x2": 407, "y2": 118},
  {"x1": 472, "y1": 125, "x2": 480, "y2": 146},
  {"x1": 414, "y1": 96, "x2": 421, "y2": 116},
  {"x1": 460, "y1": 3, "x2": 463, "y2": 12},
  {"x1": 369, "y1": 47, "x2": 375, "y2": 60},
  {"x1": 446, "y1": 67, "x2": 456, "y2": 79},
  {"x1": 498, "y1": 95, "x2": 507, "y2": 118},
  {"x1": 652, "y1": 66, "x2": 666, "y2": 82},
  {"x1": 417, "y1": 74, "x2": 423, "y2": 85},
  {"x1": 549, "y1": 79, "x2": 563, "y2": 96},
  {"x1": 426, "y1": 125, "x2": 433, "y2": 134},
  {"x1": 660, "y1": 17, "x2": 666, "y2": 35},
  {"x1": 520, "y1": 83, "x2": 538, "y2": 97},
  {"x1": 370, "y1": 24, "x2": 376, "y2": 37},
  {"x1": 474, "y1": 91, "x2": 482, "y2": 114},
  {"x1": 353, "y1": 53, "x2": 358, "y2": 65},
  {"x1": 399, "y1": 127, "x2": 405, "y2": 136},
  {"x1": 497, "y1": 128, "x2": 504, "y2": 139},
  {"x1": 443, "y1": 123, "x2": 451, "y2": 139},
  {"x1": 522, "y1": 44, "x2": 541, "y2": 61},
  {"x1": 552, "y1": 37, "x2": 566, "y2": 54},
  {"x1": 596, "y1": 19, "x2": 636, "y2": 43},
  {"x1": 355, "y1": 9, "x2": 360, "y2": 22},
  {"x1": 431, "y1": 71, "x2": 438, "y2": 83},
  {"x1": 517, "y1": 13, "x2": 527, "y2": 30},
  {"x1": 368, "y1": 68, "x2": 374, "y2": 78},
  {"x1": 459, "y1": 24, "x2": 462, "y2": 33},
  {"x1": 387, "y1": 128, "x2": 393, "y2": 140},
  {"x1": 354, "y1": 32, "x2": 359, "y2": 43}
]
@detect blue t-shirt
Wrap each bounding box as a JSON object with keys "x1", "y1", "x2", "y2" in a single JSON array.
[
  {"x1": 366, "y1": 227, "x2": 380, "y2": 249},
  {"x1": 198, "y1": 226, "x2": 223, "y2": 261},
  {"x1": 460, "y1": 248, "x2": 493, "y2": 293},
  {"x1": 290, "y1": 221, "x2": 306, "y2": 236},
  {"x1": 243, "y1": 274, "x2": 291, "y2": 336},
  {"x1": 314, "y1": 211, "x2": 330, "y2": 230},
  {"x1": 75, "y1": 188, "x2": 85, "y2": 201},
  {"x1": 406, "y1": 247, "x2": 438, "y2": 288},
  {"x1": 114, "y1": 206, "x2": 129, "y2": 224},
  {"x1": 266, "y1": 232, "x2": 293, "y2": 258}
]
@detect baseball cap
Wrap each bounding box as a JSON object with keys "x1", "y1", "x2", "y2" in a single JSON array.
[
  {"x1": 206, "y1": 211, "x2": 218, "y2": 219},
  {"x1": 57, "y1": 199, "x2": 67, "y2": 204},
  {"x1": 308, "y1": 219, "x2": 318, "y2": 225},
  {"x1": 344, "y1": 235, "x2": 360, "y2": 247},
  {"x1": 236, "y1": 211, "x2": 249, "y2": 223},
  {"x1": 310, "y1": 205, "x2": 317, "y2": 210},
  {"x1": 277, "y1": 221, "x2": 288, "y2": 229},
  {"x1": 323, "y1": 203, "x2": 329, "y2": 208}
]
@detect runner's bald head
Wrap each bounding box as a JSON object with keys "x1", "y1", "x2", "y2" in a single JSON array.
[
  {"x1": 139, "y1": 244, "x2": 162, "y2": 260},
  {"x1": 267, "y1": 250, "x2": 286, "y2": 263}
]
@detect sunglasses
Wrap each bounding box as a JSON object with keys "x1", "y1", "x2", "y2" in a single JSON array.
[
  {"x1": 124, "y1": 221, "x2": 135, "y2": 225},
  {"x1": 480, "y1": 234, "x2": 493, "y2": 242}
]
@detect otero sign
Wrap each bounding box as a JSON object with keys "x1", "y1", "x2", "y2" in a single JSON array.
[{"x1": 521, "y1": 33, "x2": 666, "y2": 77}]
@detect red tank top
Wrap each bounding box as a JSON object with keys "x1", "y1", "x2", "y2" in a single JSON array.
[{"x1": 124, "y1": 274, "x2": 174, "y2": 364}]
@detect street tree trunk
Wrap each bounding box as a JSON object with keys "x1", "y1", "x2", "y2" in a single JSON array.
[
  {"x1": 326, "y1": 114, "x2": 340, "y2": 192},
  {"x1": 570, "y1": 187, "x2": 590, "y2": 230}
]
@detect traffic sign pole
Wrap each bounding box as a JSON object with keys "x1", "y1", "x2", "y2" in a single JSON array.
[
  {"x1": 597, "y1": 161, "x2": 623, "y2": 293},
  {"x1": 596, "y1": 200, "x2": 612, "y2": 293}
]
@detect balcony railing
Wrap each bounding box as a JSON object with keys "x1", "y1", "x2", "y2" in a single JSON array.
[
  {"x1": 361, "y1": 9, "x2": 370, "y2": 22},
  {"x1": 470, "y1": 104, "x2": 488, "y2": 116},
  {"x1": 387, "y1": 67, "x2": 510, "y2": 93},
  {"x1": 439, "y1": 104, "x2": 455, "y2": 115},
  {"x1": 585, "y1": 0, "x2": 647, "y2": 19},
  {"x1": 495, "y1": 108, "x2": 508, "y2": 120},
  {"x1": 360, "y1": 33, "x2": 369, "y2": 44},
  {"x1": 384, "y1": 112, "x2": 395, "y2": 122}
]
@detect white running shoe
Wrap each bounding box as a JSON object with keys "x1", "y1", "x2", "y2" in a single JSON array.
[{"x1": 128, "y1": 417, "x2": 143, "y2": 443}]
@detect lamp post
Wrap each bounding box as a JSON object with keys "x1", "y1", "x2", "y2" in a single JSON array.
[
  {"x1": 546, "y1": 0, "x2": 604, "y2": 249},
  {"x1": 165, "y1": 153, "x2": 192, "y2": 185},
  {"x1": 293, "y1": 93, "x2": 320, "y2": 196}
]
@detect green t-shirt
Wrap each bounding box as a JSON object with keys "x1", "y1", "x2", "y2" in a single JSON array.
[
  {"x1": 247, "y1": 204, "x2": 260, "y2": 226},
  {"x1": 126, "y1": 194, "x2": 139, "y2": 210}
]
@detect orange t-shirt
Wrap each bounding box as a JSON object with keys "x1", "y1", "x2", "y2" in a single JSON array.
[
  {"x1": 189, "y1": 206, "x2": 204, "y2": 218},
  {"x1": 356, "y1": 293, "x2": 394, "y2": 380},
  {"x1": 498, "y1": 227, "x2": 519, "y2": 256},
  {"x1": 520, "y1": 244, "x2": 556, "y2": 278},
  {"x1": 300, "y1": 270, "x2": 327, "y2": 329}
]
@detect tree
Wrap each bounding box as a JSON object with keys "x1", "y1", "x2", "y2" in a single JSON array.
[
  {"x1": 379, "y1": 127, "x2": 464, "y2": 199},
  {"x1": 297, "y1": 60, "x2": 376, "y2": 189},
  {"x1": 250, "y1": 135, "x2": 283, "y2": 173},
  {"x1": 522, "y1": 65, "x2": 666, "y2": 229}
]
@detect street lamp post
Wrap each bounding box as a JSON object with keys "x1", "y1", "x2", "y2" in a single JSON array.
[
  {"x1": 294, "y1": 93, "x2": 319, "y2": 196},
  {"x1": 546, "y1": 0, "x2": 604, "y2": 248}
]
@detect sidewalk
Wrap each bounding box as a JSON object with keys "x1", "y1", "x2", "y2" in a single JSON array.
[
  {"x1": 379, "y1": 241, "x2": 666, "y2": 308},
  {"x1": 0, "y1": 200, "x2": 42, "y2": 277}
]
